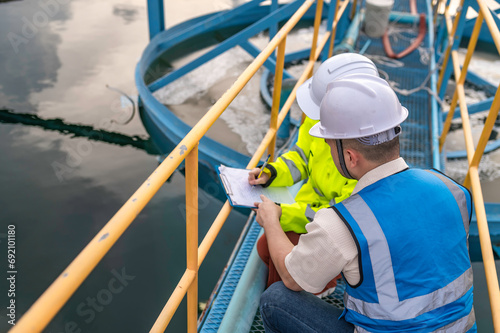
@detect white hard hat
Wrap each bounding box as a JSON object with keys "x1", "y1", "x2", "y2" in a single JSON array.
[
  {"x1": 297, "y1": 53, "x2": 379, "y2": 120},
  {"x1": 309, "y1": 74, "x2": 408, "y2": 144}
]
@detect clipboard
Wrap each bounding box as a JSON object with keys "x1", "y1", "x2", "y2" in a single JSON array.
[{"x1": 217, "y1": 165, "x2": 295, "y2": 208}]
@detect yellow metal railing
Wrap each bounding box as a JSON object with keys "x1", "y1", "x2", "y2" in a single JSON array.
[
  {"x1": 10, "y1": 1, "x2": 348, "y2": 332},
  {"x1": 437, "y1": 0, "x2": 500, "y2": 331}
]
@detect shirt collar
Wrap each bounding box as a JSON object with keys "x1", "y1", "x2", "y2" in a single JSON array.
[{"x1": 352, "y1": 157, "x2": 409, "y2": 195}]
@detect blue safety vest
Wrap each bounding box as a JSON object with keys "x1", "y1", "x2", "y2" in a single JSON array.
[{"x1": 333, "y1": 169, "x2": 476, "y2": 332}]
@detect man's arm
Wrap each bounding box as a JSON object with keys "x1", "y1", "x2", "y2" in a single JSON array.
[
  {"x1": 248, "y1": 118, "x2": 317, "y2": 188},
  {"x1": 254, "y1": 195, "x2": 302, "y2": 291},
  {"x1": 285, "y1": 208, "x2": 360, "y2": 292}
]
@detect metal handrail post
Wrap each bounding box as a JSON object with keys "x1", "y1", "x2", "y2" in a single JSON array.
[
  {"x1": 477, "y1": 0, "x2": 500, "y2": 51},
  {"x1": 461, "y1": 3, "x2": 500, "y2": 325},
  {"x1": 328, "y1": 0, "x2": 342, "y2": 58},
  {"x1": 269, "y1": 38, "x2": 287, "y2": 161},
  {"x1": 468, "y1": 167, "x2": 500, "y2": 332},
  {"x1": 437, "y1": 1, "x2": 463, "y2": 92},
  {"x1": 350, "y1": 0, "x2": 358, "y2": 20},
  {"x1": 443, "y1": 15, "x2": 475, "y2": 166},
  {"x1": 458, "y1": 9, "x2": 483, "y2": 159},
  {"x1": 470, "y1": 87, "x2": 500, "y2": 176},
  {"x1": 302, "y1": 0, "x2": 323, "y2": 124},
  {"x1": 186, "y1": 144, "x2": 199, "y2": 333},
  {"x1": 310, "y1": 0, "x2": 324, "y2": 65},
  {"x1": 432, "y1": 0, "x2": 442, "y2": 28},
  {"x1": 439, "y1": 12, "x2": 483, "y2": 152}
]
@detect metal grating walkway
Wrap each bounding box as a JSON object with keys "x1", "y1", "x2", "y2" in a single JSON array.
[
  {"x1": 357, "y1": 0, "x2": 435, "y2": 169},
  {"x1": 199, "y1": 218, "x2": 263, "y2": 332}
]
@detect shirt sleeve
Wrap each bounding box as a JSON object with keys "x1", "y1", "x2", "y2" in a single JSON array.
[{"x1": 284, "y1": 208, "x2": 359, "y2": 293}]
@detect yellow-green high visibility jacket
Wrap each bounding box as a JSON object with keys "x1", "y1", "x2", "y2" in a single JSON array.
[{"x1": 263, "y1": 117, "x2": 356, "y2": 234}]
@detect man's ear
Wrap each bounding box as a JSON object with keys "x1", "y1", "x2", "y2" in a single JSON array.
[{"x1": 344, "y1": 148, "x2": 360, "y2": 168}]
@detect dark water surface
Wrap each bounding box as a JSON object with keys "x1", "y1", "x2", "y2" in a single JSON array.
[{"x1": 0, "y1": 1, "x2": 247, "y2": 332}]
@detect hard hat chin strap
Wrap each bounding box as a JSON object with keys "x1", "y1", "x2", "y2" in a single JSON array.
[{"x1": 336, "y1": 140, "x2": 354, "y2": 180}]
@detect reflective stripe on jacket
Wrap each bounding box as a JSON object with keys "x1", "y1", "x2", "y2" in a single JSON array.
[
  {"x1": 333, "y1": 169, "x2": 476, "y2": 332},
  {"x1": 265, "y1": 117, "x2": 356, "y2": 233}
]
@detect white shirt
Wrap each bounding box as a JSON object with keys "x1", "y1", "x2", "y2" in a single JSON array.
[{"x1": 285, "y1": 157, "x2": 409, "y2": 293}]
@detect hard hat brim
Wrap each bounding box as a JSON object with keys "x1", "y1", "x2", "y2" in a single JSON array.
[
  {"x1": 309, "y1": 105, "x2": 408, "y2": 140},
  {"x1": 308, "y1": 121, "x2": 328, "y2": 138},
  {"x1": 296, "y1": 77, "x2": 320, "y2": 120}
]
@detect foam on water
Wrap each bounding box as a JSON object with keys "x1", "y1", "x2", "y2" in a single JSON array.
[
  {"x1": 219, "y1": 69, "x2": 270, "y2": 154},
  {"x1": 153, "y1": 47, "x2": 255, "y2": 105},
  {"x1": 153, "y1": 46, "x2": 272, "y2": 154}
]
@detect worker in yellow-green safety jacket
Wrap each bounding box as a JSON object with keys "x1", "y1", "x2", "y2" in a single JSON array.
[
  {"x1": 249, "y1": 53, "x2": 380, "y2": 295},
  {"x1": 259, "y1": 116, "x2": 355, "y2": 233}
]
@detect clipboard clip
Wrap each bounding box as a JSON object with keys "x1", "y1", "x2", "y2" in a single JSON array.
[{"x1": 220, "y1": 174, "x2": 233, "y2": 195}]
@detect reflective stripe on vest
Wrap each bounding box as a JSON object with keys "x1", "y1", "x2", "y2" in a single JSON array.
[
  {"x1": 434, "y1": 308, "x2": 476, "y2": 333},
  {"x1": 425, "y1": 170, "x2": 470, "y2": 234},
  {"x1": 342, "y1": 195, "x2": 473, "y2": 321},
  {"x1": 354, "y1": 308, "x2": 476, "y2": 333}
]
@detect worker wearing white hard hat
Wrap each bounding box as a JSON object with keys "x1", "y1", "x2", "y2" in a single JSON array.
[
  {"x1": 296, "y1": 52, "x2": 379, "y2": 120},
  {"x1": 309, "y1": 73, "x2": 408, "y2": 179},
  {"x1": 256, "y1": 74, "x2": 475, "y2": 332},
  {"x1": 248, "y1": 54, "x2": 378, "y2": 295}
]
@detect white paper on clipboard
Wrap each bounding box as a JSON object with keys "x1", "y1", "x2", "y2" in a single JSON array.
[{"x1": 218, "y1": 165, "x2": 295, "y2": 208}]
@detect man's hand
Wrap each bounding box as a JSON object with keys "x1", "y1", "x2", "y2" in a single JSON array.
[
  {"x1": 248, "y1": 168, "x2": 270, "y2": 186},
  {"x1": 254, "y1": 195, "x2": 281, "y2": 228},
  {"x1": 254, "y1": 195, "x2": 302, "y2": 291}
]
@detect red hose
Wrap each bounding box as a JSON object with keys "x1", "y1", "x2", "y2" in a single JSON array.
[
  {"x1": 382, "y1": 13, "x2": 427, "y2": 59},
  {"x1": 382, "y1": 0, "x2": 426, "y2": 59}
]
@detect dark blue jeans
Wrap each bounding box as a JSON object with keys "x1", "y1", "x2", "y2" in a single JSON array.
[{"x1": 260, "y1": 282, "x2": 355, "y2": 333}]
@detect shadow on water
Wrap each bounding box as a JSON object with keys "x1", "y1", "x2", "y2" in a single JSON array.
[{"x1": 0, "y1": 108, "x2": 160, "y2": 155}]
